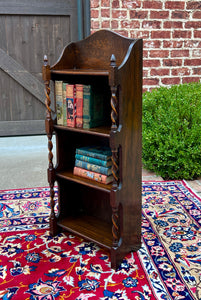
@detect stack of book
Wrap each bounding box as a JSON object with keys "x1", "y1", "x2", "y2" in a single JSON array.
[
  {"x1": 55, "y1": 81, "x2": 107, "y2": 129},
  {"x1": 73, "y1": 146, "x2": 113, "y2": 184}
]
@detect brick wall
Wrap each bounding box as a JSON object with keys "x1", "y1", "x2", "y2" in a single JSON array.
[{"x1": 90, "y1": 0, "x2": 201, "y2": 91}]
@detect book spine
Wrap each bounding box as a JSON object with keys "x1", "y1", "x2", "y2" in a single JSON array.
[
  {"x1": 76, "y1": 84, "x2": 83, "y2": 128},
  {"x1": 66, "y1": 84, "x2": 76, "y2": 127},
  {"x1": 55, "y1": 81, "x2": 63, "y2": 125},
  {"x1": 76, "y1": 148, "x2": 111, "y2": 161},
  {"x1": 75, "y1": 154, "x2": 111, "y2": 167},
  {"x1": 83, "y1": 85, "x2": 91, "y2": 129},
  {"x1": 62, "y1": 83, "x2": 67, "y2": 126},
  {"x1": 73, "y1": 167, "x2": 112, "y2": 184},
  {"x1": 75, "y1": 160, "x2": 112, "y2": 175}
]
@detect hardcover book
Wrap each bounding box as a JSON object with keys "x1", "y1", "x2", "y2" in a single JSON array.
[
  {"x1": 76, "y1": 146, "x2": 112, "y2": 161},
  {"x1": 75, "y1": 84, "x2": 83, "y2": 128},
  {"x1": 83, "y1": 85, "x2": 107, "y2": 129},
  {"x1": 75, "y1": 159, "x2": 112, "y2": 175},
  {"x1": 66, "y1": 84, "x2": 76, "y2": 127},
  {"x1": 62, "y1": 82, "x2": 67, "y2": 126},
  {"x1": 73, "y1": 166, "x2": 113, "y2": 184},
  {"x1": 55, "y1": 80, "x2": 63, "y2": 125},
  {"x1": 75, "y1": 154, "x2": 112, "y2": 167}
]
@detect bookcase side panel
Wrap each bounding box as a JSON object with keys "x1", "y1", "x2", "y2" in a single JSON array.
[{"x1": 118, "y1": 39, "x2": 142, "y2": 249}]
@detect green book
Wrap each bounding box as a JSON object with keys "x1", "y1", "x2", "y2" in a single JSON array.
[
  {"x1": 83, "y1": 85, "x2": 106, "y2": 129},
  {"x1": 55, "y1": 81, "x2": 63, "y2": 125}
]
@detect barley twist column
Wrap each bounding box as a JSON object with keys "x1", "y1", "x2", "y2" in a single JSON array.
[
  {"x1": 43, "y1": 55, "x2": 56, "y2": 236},
  {"x1": 110, "y1": 54, "x2": 119, "y2": 248}
]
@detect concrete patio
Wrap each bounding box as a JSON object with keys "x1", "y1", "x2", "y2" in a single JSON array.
[{"x1": 0, "y1": 135, "x2": 201, "y2": 198}]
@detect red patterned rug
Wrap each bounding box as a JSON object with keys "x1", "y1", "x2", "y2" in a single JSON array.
[{"x1": 0, "y1": 181, "x2": 200, "y2": 299}]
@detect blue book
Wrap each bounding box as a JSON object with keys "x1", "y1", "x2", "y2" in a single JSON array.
[
  {"x1": 75, "y1": 159, "x2": 112, "y2": 176},
  {"x1": 75, "y1": 154, "x2": 112, "y2": 167},
  {"x1": 76, "y1": 146, "x2": 112, "y2": 161}
]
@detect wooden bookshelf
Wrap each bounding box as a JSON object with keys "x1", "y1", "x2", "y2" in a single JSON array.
[{"x1": 43, "y1": 29, "x2": 142, "y2": 269}]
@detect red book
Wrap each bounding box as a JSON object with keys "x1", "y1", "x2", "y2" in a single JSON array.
[
  {"x1": 73, "y1": 166, "x2": 113, "y2": 184},
  {"x1": 66, "y1": 84, "x2": 76, "y2": 127},
  {"x1": 75, "y1": 84, "x2": 83, "y2": 128}
]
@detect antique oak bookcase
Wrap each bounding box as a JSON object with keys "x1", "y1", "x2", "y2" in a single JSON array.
[{"x1": 42, "y1": 30, "x2": 142, "y2": 269}]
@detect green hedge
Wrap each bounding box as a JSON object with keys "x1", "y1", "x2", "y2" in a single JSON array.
[{"x1": 142, "y1": 82, "x2": 201, "y2": 180}]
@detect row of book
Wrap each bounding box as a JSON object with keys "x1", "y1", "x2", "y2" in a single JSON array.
[
  {"x1": 73, "y1": 146, "x2": 113, "y2": 184},
  {"x1": 55, "y1": 81, "x2": 106, "y2": 129}
]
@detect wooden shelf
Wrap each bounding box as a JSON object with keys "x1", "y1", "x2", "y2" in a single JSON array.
[
  {"x1": 58, "y1": 215, "x2": 112, "y2": 249},
  {"x1": 54, "y1": 124, "x2": 111, "y2": 138},
  {"x1": 56, "y1": 170, "x2": 112, "y2": 192},
  {"x1": 51, "y1": 69, "x2": 109, "y2": 76}
]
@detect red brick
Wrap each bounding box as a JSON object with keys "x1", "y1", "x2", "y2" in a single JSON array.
[
  {"x1": 130, "y1": 31, "x2": 150, "y2": 39},
  {"x1": 192, "y1": 67, "x2": 201, "y2": 75},
  {"x1": 182, "y1": 77, "x2": 200, "y2": 84},
  {"x1": 142, "y1": 20, "x2": 161, "y2": 29},
  {"x1": 121, "y1": 20, "x2": 140, "y2": 29},
  {"x1": 172, "y1": 30, "x2": 192, "y2": 39},
  {"x1": 192, "y1": 11, "x2": 201, "y2": 19},
  {"x1": 184, "y1": 40, "x2": 201, "y2": 48},
  {"x1": 130, "y1": 10, "x2": 148, "y2": 19},
  {"x1": 101, "y1": 8, "x2": 110, "y2": 18},
  {"x1": 149, "y1": 50, "x2": 169, "y2": 58},
  {"x1": 172, "y1": 11, "x2": 189, "y2": 19},
  {"x1": 91, "y1": 20, "x2": 100, "y2": 29},
  {"x1": 101, "y1": 20, "x2": 110, "y2": 28},
  {"x1": 165, "y1": 1, "x2": 185, "y2": 9},
  {"x1": 111, "y1": 20, "x2": 118, "y2": 29},
  {"x1": 91, "y1": 9, "x2": 99, "y2": 18},
  {"x1": 151, "y1": 31, "x2": 171, "y2": 39},
  {"x1": 143, "y1": 59, "x2": 161, "y2": 68},
  {"x1": 163, "y1": 40, "x2": 183, "y2": 48},
  {"x1": 122, "y1": 0, "x2": 141, "y2": 9},
  {"x1": 161, "y1": 77, "x2": 180, "y2": 85},
  {"x1": 194, "y1": 30, "x2": 201, "y2": 38},
  {"x1": 184, "y1": 59, "x2": 201, "y2": 66},
  {"x1": 150, "y1": 11, "x2": 169, "y2": 19},
  {"x1": 192, "y1": 49, "x2": 201, "y2": 57},
  {"x1": 163, "y1": 21, "x2": 183, "y2": 28},
  {"x1": 143, "y1": 40, "x2": 161, "y2": 48},
  {"x1": 171, "y1": 68, "x2": 191, "y2": 76},
  {"x1": 171, "y1": 50, "x2": 189, "y2": 57},
  {"x1": 91, "y1": 0, "x2": 99, "y2": 8},
  {"x1": 143, "y1": 1, "x2": 162, "y2": 9},
  {"x1": 143, "y1": 78, "x2": 159, "y2": 85},
  {"x1": 112, "y1": 0, "x2": 120, "y2": 8},
  {"x1": 101, "y1": 0, "x2": 110, "y2": 6},
  {"x1": 163, "y1": 59, "x2": 182, "y2": 66},
  {"x1": 112, "y1": 10, "x2": 127, "y2": 19},
  {"x1": 185, "y1": 21, "x2": 201, "y2": 29},
  {"x1": 143, "y1": 70, "x2": 149, "y2": 77},
  {"x1": 143, "y1": 50, "x2": 149, "y2": 58},
  {"x1": 150, "y1": 68, "x2": 170, "y2": 76},
  {"x1": 186, "y1": 1, "x2": 201, "y2": 10}
]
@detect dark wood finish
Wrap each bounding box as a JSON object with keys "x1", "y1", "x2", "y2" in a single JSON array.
[{"x1": 43, "y1": 30, "x2": 142, "y2": 269}]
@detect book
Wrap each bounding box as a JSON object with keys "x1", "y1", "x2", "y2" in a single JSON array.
[
  {"x1": 73, "y1": 166, "x2": 113, "y2": 184},
  {"x1": 55, "y1": 81, "x2": 63, "y2": 125},
  {"x1": 62, "y1": 82, "x2": 67, "y2": 126},
  {"x1": 76, "y1": 146, "x2": 112, "y2": 161},
  {"x1": 75, "y1": 159, "x2": 112, "y2": 175},
  {"x1": 66, "y1": 84, "x2": 76, "y2": 127},
  {"x1": 75, "y1": 84, "x2": 83, "y2": 128},
  {"x1": 75, "y1": 154, "x2": 112, "y2": 167},
  {"x1": 83, "y1": 85, "x2": 107, "y2": 129}
]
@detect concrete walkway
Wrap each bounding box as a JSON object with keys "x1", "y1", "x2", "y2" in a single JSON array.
[{"x1": 0, "y1": 135, "x2": 201, "y2": 198}]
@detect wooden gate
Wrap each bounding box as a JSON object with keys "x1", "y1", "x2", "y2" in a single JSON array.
[{"x1": 0, "y1": 0, "x2": 89, "y2": 136}]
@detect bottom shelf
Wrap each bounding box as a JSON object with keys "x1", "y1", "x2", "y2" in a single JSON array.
[{"x1": 58, "y1": 215, "x2": 112, "y2": 249}]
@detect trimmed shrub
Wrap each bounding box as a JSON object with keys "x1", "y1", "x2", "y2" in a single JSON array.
[{"x1": 142, "y1": 82, "x2": 201, "y2": 180}]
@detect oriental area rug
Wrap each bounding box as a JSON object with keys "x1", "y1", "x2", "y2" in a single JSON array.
[{"x1": 0, "y1": 181, "x2": 200, "y2": 300}]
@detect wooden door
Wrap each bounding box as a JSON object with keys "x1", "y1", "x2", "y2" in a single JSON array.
[{"x1": 0, "y1": 0, "x2": 87, "y2": 136}]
